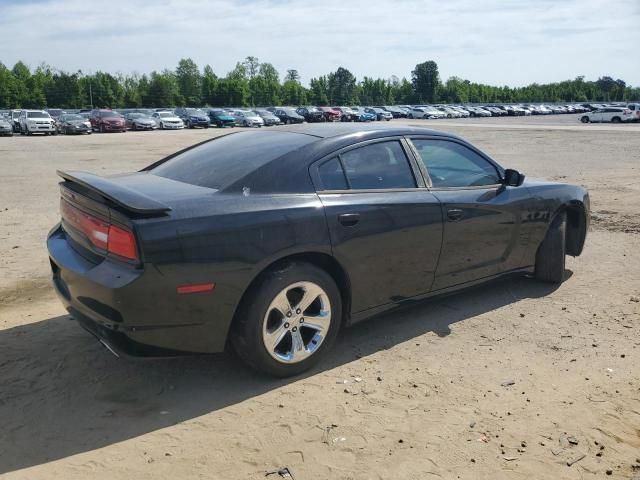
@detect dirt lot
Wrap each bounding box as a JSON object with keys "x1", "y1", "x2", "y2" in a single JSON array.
[{"x1": 1, "y1": 117, "x2": 639, "y2": 479}]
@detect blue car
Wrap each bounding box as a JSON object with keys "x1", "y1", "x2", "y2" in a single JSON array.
[
  {"x1": 351, "y1": 107, "x2": 376, "y2": 122},
  {"x1": 175, "y1": 108, "x2": 210, "y2": 129}
]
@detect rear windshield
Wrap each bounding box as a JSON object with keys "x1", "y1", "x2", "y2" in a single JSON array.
[{"x1": 150, "y1": 131, "x2": 315, "y2": 190}]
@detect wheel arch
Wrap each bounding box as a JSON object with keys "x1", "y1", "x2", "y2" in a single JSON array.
[
  {"x1": 545, "y1": 200, "x2": 587, "y2": 257},
  {"x1": 229, "y1": 251, "x2": 353, "y2": 340}
]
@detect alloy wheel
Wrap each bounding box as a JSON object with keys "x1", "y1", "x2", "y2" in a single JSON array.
[{"x1": 262, "y1": 281, "x2": 331, "y2": 364}]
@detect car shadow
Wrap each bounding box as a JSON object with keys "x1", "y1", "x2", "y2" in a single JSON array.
[{"x1": 0, "y1": 273, "x2": 566, "y2": 474}]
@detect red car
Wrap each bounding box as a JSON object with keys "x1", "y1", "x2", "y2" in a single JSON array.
[
  {"x1": 89, "y1": 109, "x2": 127, "y2": 133},
  {"x1": 318, "y1": 106, "x2": 342, "y2": 122}
]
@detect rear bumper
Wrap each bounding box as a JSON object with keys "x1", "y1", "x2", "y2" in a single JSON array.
[{"x1": 47, "y1": 224, "x2": 229, "y2": 355}]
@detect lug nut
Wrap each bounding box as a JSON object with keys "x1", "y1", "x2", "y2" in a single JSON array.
[
  {"x1": 292, "y1": 326, "x2": 297, "y2": 332},
  {"x1": 286, "y1": 311, "x2": 292, "y2": 317},
  {"x1": 284, "y1": 323, "x2": 290, "y2": 329},
  {"x1": 299, "y1": 318, "x2": 304, "y2": 323},
  {"x1": 296, "y1": 309, "x2": 301, "y2": 314}
]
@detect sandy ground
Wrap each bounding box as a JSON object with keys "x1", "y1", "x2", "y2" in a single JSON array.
[{"x1": 1, "y1": 116, "x2": 639, "y2": 479}]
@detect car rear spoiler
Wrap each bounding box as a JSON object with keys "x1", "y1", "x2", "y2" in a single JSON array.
[{"x1": 57, "y1": 170, "x2": 171, "y2": 215}]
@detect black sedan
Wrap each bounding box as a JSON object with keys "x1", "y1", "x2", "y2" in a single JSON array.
[
  {"x1": 56, "y1": 114, "x2": 92, "y2": 135},
  {"x1": 47, "y1": 124, "x2": 589, "y2": 377},
  {"x1": 296, "y1": 106, "x2": 325, "y2": 123},
  {"x1": 273, "y1": 107, "x2": 305, "y2": 124}
]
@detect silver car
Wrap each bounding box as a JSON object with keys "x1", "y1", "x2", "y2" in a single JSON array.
[
  {"x1": 124, "y1": 113, "x2": 158, "y2": 131},
  {"x1": 0, "y1": 115, "x2": 13, "y2": 136},
  {"x1": 233, "y1": 110, "x2": 264, "y2": 127}
]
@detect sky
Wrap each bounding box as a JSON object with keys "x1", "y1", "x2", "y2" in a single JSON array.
[{"x1": 0, "y1": 0, "x2": 638, "y2": 87}]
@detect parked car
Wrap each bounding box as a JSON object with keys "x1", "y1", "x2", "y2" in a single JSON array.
[
  {"x1": 350, "y1": 107, "x2": 376, "y2": 122},
  {"x1": 254, "y1": 109, "x2": 281, "y2": 126},
  {"x1": 8, "y1": 110, "x2": 22, "y2": 132},
  {"x1": 124, "y1": 112, "x2": 158, "y2": 131},
  {"x1": 580, "y1": 107, "x2": 635, "y2": 123},
  {"x1": 19, "y1": 110, "x2": 56, "y2": 135},
  {"x1": 175, "y1": 108, "x2": 210, "y2": 129},
  {"x1": 296, "y1": 107, "x2": 325, "y2": 123},
  {"x1": 233, "y1": 110, "x2": 264, "y2": 127},
  {"x1": 89, "y1": 110, "x2": 126, "y2": 133},
  {"x1": 48, "y1": 124, "x2": 589, "y2": 377},
  {"x1": 626, "y1": 103, "x2": 640, "y2": 122},
  {"x1": 152, "y1": 111, "x2": 185, "y2": 129},
  {"x1": 465, "y1": 106, "x2": 491, "y2": 117},
  {"x1": 449, "y1": 106, "x2": 471, "y2": 117},
  {"x1": 273, "y1": 108, "x2": 305, "y2": 124},
  {"x1": 334, "y1": 107, "x2": 360, "y2": 122},
  {"x1": 56, "y1": 113, "x2": 92, "y2": 135},
  {"x1": 436, "y1": 106, "x2": 462, "y2": 118},
  {"x1": 365, "y1": 107, "x2": 392, "y2": 121},
  {"x1": 0, "y1": 116, "x2": 13, "y2": 136},
  {"x1": 383, "y1": 106, "x2": 407, "y2": 118},
  {"x1": 207, "y1": 109, "x2": 236, "y2": 128},
  {"x1": 484, "y1": 106, "x2": 507, "y2": 116},
  {"x1": 318, "y1": 106, "x2": 342, "y2": 122},
  {"x1": 47, "y1": 109, "x2": 65, "y2": 120}
]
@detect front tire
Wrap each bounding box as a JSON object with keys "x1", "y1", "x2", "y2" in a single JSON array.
[
  {"x1": 611, "y1": 116, "x2": 621, "y2": 123},
  {"x1": 535, "y1": 212, "x2": 566, "y2": 283},
  {"x1": 581, "y1": 116, "x2": 589, "y2": 123},
  {"x1": 231, "y1": 262, "x2": 342, "y2": 377}
]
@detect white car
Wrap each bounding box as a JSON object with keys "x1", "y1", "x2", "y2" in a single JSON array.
[
  {"x1": 580, "y1": 107, "x2": 635, "y2": 123},
  {"x1": 19, "y1": 110, "x2": 56, "y2": 135},
  {"x1": 437, "y1": 106, "x2": 462, "y2": 118},
  {"x1": 152, "y1": 111, "x2": 185, "y2": 129},
  {"x1": 233, "y1": 110, "x2": 264, "y2": 127},
  {"x1": 626, "y1": 103, "x2": 640, "y2": 122}
]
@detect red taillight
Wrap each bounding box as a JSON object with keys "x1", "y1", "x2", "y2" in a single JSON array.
[
  {"x1": 61, "y1": 200, "x2": 138, "y2": 261},
  {"x1": 107, "y1": 225, "x2": 138, "y2": 260}
]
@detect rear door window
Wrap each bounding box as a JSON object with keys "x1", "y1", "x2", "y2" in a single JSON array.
[
  {"x1": 339, "y1": 141, "x2": 416, "y2": 190},
  {"x1": 317, "y1": 157, "x2": 348, "y2": 190}
]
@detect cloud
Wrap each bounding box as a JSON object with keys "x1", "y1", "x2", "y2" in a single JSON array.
[{"x1": 0, "y1": 0, "x2": 637, "y2": 86}]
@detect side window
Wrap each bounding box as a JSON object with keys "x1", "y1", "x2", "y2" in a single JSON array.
[
  {"x1": 318, "y1": 157, "x2": 348, "y2": 190},
  {"x1": 411, "y1": 139, "x2": 500, "y2": 188},
  {"x1": 340, "y1": 141, "x2": 416, "y2": 189}
]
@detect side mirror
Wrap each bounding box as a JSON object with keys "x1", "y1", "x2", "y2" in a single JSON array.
[{"x1": 503, "y1": 169, "x2": 525, "y2": 187}]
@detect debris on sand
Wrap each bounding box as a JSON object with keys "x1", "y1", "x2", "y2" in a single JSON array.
[{"x1": 566, "y1": 454, "x2": 586, "y2": 467}]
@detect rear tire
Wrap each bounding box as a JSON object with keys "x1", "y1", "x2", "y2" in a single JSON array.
[
  {"x1": 230, "y1": 262, "x2": 342, "y2": 377},
  {"x1": 535, "y1": 212, "x2": 566, "y2": 284}
]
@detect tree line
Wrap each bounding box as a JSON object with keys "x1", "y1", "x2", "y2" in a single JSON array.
[{"x1": 0, "y1": 57, "x2": 637, "y2": 110}]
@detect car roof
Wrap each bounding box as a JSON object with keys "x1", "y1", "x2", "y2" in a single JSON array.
[{"x1": 274, "y1": 123, "x2": 450, "y2": 139}]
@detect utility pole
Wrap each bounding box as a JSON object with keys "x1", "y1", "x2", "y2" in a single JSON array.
[{"x1": 89, "y1": 81, "x2": 93, "y2": 109}]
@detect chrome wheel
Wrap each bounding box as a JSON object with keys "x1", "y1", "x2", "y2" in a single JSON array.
[{"x1": 262, "y1": 281, "x2": 331, "y2": 364}]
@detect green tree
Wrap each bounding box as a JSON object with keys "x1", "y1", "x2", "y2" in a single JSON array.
[
  {"x1": 201, "y1": 65, "x2": 219, "y2": 106},
  {"x1": 309, "y1": 76, "x2": 329, "y2": 105},
  {"x1": 281, "y1": 79, "x2": 307, "y2": 105},
  {"x1": 144, "y1": 70, "x2": 182, "y2": 107},
  {"x1": 175, "y1": 58, "x2": 202, "y2": 106},
  {"x1": 412, "y1": 60, "x2": 440, "y2": 103},
  {"x1": 285, "y1": 69, "x2": 300, "y2": 82},
  {"x1": 327, "y1": 67, "x2": 357, "y2": 105}
]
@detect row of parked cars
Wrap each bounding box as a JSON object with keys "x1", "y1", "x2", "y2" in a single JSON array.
[{"x1": 1, "y1": 101, "x2": 638, "y2": 136}]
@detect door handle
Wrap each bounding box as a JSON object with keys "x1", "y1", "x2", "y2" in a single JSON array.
[
  {"x1": 446, "y1": 208, "x2": 464, "y2": 222},
  {"x1": 338, "y1": 213, "x2": 360, "y2": 226}
]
